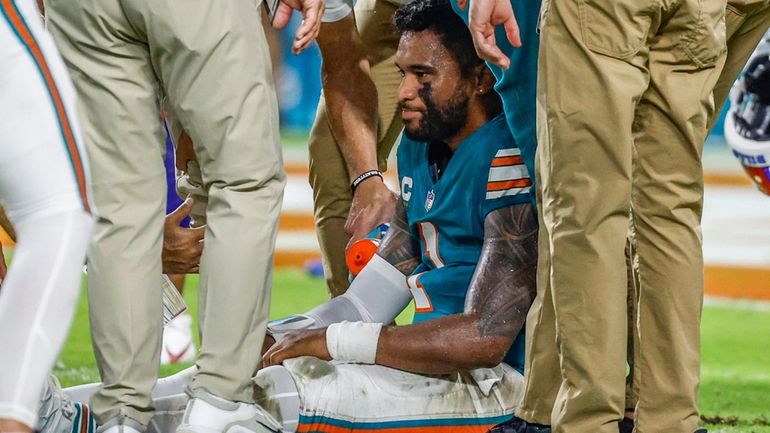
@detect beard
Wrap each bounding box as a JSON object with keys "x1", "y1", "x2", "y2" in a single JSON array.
[{"x1": 403, "y1": 84, "x2": 469, "y2": 142}]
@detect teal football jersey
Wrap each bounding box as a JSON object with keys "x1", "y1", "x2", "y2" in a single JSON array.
[
  {"x1": 397, "y1": 114, "x2": 533, "y2": 372},
  {"x1": 451, "y1": 0, "x2": 540, "y2": 209}
]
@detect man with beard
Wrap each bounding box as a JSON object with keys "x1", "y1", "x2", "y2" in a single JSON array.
[
  {"x1": 43, "y1": 0, "x2": 538, "y2": 431},
  {"x1": 252, "y1": 0, "x2": 537, "y2": 430}
]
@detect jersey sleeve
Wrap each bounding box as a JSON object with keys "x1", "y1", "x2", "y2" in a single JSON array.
[
  {"x1": 396, "y1": 136, "x2": 414, "y2": 199},
  {"x1": 480, "y1": 145, "x2": 533, "y2": 218},
  {"x1": 322, "y1": 0, "x2": 356, "y2": 22}
]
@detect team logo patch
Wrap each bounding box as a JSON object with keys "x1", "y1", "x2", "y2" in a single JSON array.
[
  {"x1": 486, "y1": 148, "x2": 532, "y2": 199},
  {"x1": 425, "y1": 190, "x2": 435, "y2": 211}
]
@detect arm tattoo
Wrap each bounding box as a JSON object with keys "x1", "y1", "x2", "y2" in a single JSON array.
[
  {"x1": 377, "y1": 198, "x2": 421, "y2": 275},
  {"x1": 466, "y1": 203, "x2": 538, "y2": 339}
]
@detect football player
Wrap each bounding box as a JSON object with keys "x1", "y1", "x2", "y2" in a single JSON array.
[{"x1": 0, "y1": 0, "x2": 94, "y2": 431}]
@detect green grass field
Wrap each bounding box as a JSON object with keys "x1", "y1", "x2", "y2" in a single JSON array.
[{"x1": 48, "y1": 271, "x2": 770, "y2": 432}]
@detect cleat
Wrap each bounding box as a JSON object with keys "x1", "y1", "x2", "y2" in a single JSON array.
[
  {"x1": 619, "y1": 417, "x2": 634, "y2": 433},
  {"x1": 38, "y1": 375, "x2": 96, "y2": 433},
  {"x1": 176, "y1": 388, "x2": 281, "y2": 433},
  {"x1": 488, "y1": 416, "x2": 551, "y2": 433},
  {"x1": 161, "y1": 313, "x2": 196, "y2": 365}
]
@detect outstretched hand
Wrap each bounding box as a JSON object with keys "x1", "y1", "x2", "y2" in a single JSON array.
[
  {"x1": 468, "y1": 0, "x2": 521, "y2": 69},
  {"x1": 271, "y1": 0, "x2": 324, "y2": 54},
  {"x1": 262, "y1": 328, "x2": 330, "y2": 367},
  {"x1": 162, "y1": 199, "x2": 205, "y2": 274}
]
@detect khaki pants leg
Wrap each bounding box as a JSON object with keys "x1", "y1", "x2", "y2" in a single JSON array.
[
  {"x1": 308, "y1": 0, "x2": 403, "y2": 297},
  {"x1": 712, "y1": 0, "x2": 770, "y2": 121},
  {"x1": 45, "y1": 0, "x2": 167, "y2": 425},
  {"x1": 540, "y1": 0, "x2": 724, "y2": 431},
  {"x1": 48, "y1": 0, "x2": 282, "y2": 424},
  {"x1": 632, "y1": 3, "x2": 725, "y2": 432},
  {"x1": 140, "y1": 0, "x2": 284, "y2": 402},
  {"x1": 539, "y1": 1, "x2": 650, "y2": 431},
  {"x1": 516, "y1": 72, "x2": 560, "y2": 424}
]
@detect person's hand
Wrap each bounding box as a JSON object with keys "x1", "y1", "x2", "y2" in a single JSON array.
[
  {"x1": 262, "y1": 334, "x2": 276, "y2": 355},
  {"x1": 271, "y1": 0, "x2": 324, "y2": 54},
  {"x1": 175, "y1": 131, "x2": 196, "y2": 172},
  {"x1": 345, "y1": 179, "x2": 397, "y2": 248},
  {"x1": 162, "y1": 199, "x2": 205, "y2": 274},
  {"x1": 0, "y1": 240, "x2": 6, "y2": 284},
  {"x1": 468, "y1": 0, "x2": 521, "y2": 69},
  {"x1": 262, "y1": 328, "x2": 330, "y2": 367}
]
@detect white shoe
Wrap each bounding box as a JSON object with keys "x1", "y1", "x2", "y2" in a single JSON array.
[
  {"x1": 161, "y1": 313, "x2": 196, "y2": 364},
  {"x1": 38, "y1": 375, "x2": 96, "y2": 433},
  {"x1": 100, "y1": 424, "x2": 143, "y2": 433},
  {"x1": 176, "y1": 389, "x2": 281, "y2": 433}
]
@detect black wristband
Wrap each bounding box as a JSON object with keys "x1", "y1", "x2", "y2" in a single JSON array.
[{"x1": 351, "y1": 170, "x2": 383, "y2": 194}]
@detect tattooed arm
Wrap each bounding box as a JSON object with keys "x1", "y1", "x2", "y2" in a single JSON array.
[
  {"x1": 261, "y1": 198, "x2": 421, "y2": 363},
  {"x1": 376, "y1": 197, "x2": 422, "y2": 275},
  {"x1": 263, "y1": 201, "x2": 537, "y2": 373},
  {"x1": 374, "y1": 203, "x2": 538, "y2": 374}
]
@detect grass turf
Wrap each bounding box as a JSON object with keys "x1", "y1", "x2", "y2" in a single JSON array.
[{"x1": 43, "y1": 272, "x2": 770, "y2": 432}]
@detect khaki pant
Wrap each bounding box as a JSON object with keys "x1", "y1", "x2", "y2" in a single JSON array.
[
  {"x1": 518, "y1": 1, "x2": 770, "y2": 429},
  {"x1": 308, "y1": 0, "x2": 404, "y2": 297},
  {"x1": 532, "y1": 0, "x2": 725, "y2": 431},
  {"x1": 46, "y1": 0, "x2": 284, "y2": 426}
]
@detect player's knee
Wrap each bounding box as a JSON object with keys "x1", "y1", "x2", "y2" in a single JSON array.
[{"x1": 253, "y1": 365, "x2": 300, "y2": 432}]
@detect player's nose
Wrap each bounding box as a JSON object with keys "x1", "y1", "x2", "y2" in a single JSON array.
[{"x1": 398, "y1": 74, "x2": 419, "y2": 103}]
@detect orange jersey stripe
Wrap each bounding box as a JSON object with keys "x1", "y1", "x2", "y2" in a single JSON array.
[
  {"x1": 491, "y1": 156, "x2": 523, "y2": 167},
  {"x1": 487, "y1": 178, "x2": 532, "y2": 192},
  {"x1": 297, "y1": 423, "x2": 495, "y2": 433},
  {"x1": 80, "y1": 405, "x2": 89, "y2": 433},
  {"x1": 1, "y1": 0, "x2": 90, "y2": 213}
]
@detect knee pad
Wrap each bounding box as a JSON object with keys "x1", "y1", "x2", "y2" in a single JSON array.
[{"x1": 253, "y1": 365, "x2": 300, "y2": 432}]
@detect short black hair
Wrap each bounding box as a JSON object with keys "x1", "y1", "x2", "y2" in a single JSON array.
[{"x1": 393, "y1": 0, "x2": 484, "y2": 77}]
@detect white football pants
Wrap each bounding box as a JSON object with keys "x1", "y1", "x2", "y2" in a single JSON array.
[
  {"x1": 0, "y1": 0, "x2": 94, "y2": 427},
  {"x1": 65, "y1": 358, "x2": 523, "y2": 433}
]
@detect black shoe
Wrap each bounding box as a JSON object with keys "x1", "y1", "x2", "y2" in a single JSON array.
[
  {"x1": 619, "y1": 417, "x2": 634, "y2": 433},
  {"x1": 488, "y1": 416, "x2": 551, "y2": 433},
  {"x1": 618, "y1": 419, "x2": 706, "y2": 433}
]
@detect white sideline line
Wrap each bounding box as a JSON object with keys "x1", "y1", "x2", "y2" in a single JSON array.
[{"x1": 704, "y1": 296, "x2": 770, "y2": 311}]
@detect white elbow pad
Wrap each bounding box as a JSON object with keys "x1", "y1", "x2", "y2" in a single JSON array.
[{"x1": 267, "y1": 255, "x2": 411, "y2": 341}]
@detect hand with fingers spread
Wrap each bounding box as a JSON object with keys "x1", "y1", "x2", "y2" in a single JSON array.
[
  {"x1": 262, "y1": 328, "x2": 330, "y2": 367},
  {"x1": 271, "y1": 0, "x2": 325, "y2": 54},
  {"x1": 162, "y1": 198, "x2": 205, "y2": 274},
  {"x1": 345, "y1": 180, "x2": 397, "y2": 248},
  {"x1": 468, "y1": 0, "x2": 520, "y2": 69}
]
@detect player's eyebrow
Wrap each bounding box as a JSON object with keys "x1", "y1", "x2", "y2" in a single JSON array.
[{"x1": 399, "y1": 62, "x2": 437, "y2": 74}]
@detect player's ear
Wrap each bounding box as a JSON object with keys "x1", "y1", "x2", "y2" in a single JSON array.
[{"x1": 473, "y1": 63, "x2": 495, "y2": 95}]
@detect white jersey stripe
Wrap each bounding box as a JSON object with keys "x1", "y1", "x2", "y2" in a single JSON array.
[
  {"x1": 488, "y1": 165, "x2": 530, "y2": 182},
  {"x1": 486, "y1": 186, "x2": 532, "y2": 200},
  {"x1": 494, "y1": 148, "x2": 522, "y2": 158}
]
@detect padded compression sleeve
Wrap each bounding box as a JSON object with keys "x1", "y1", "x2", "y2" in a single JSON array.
[{"x1": 268, "y1": 255, "x2": 411, "y2": 340}]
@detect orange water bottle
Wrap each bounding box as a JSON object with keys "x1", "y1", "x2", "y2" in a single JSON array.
[{"x1": 346, "y1": 223, "x2": 390, "y2": 279}]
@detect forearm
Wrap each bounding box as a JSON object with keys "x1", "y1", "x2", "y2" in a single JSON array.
[
  {"x1": 317, "y1": 16, "x2": 380, "y2": 182},
  {"x1": 376, "y1": 315, "x2": 512, "y2": 375}
]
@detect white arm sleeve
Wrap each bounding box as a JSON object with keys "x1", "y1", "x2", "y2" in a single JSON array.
[
  {"x1": 321, "y1": 0, "x2": 356, "y2": 22},
  {"x1": 267, "y1": 255, "x2": 412, "y2": 341}
]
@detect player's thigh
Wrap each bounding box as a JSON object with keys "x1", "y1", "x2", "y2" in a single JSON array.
[
  {"x1": 271, "y1": 357, "x2": 522, "y2": 429},
  {"x1": 148, "y1": 0, "x2": 281, "y2": 185},
  {"x1": 0, "y1": 0, "x2": 89, "y2": 219}
]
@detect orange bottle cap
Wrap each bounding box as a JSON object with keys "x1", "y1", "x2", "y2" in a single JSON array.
[{"x1": 346, "y1": 238, "x2": 380, "y2": 276}]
